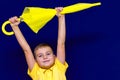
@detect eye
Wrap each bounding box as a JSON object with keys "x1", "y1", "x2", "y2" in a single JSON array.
[
  {"x1": 38, "y1": 54, "x2": 43, "y2": 57},
  {"x1": 46, "y1": 52, "x2": 51, "y2": 55}
]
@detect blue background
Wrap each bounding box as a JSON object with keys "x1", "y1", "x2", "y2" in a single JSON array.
[{"x1": 0, "y1": 0, "x2": 120, "y2": 80}]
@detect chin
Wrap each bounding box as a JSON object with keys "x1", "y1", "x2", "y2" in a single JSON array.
[
  {"x1": 41, "y1": 66, "x2": 51, "y2": 69},
  {"x1": 40, "y1": 62, "x2": 55, "y2": 69}
]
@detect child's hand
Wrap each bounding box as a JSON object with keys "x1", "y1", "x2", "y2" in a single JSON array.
[
  {"x1": 9, "y1": 16, "x2": 20, "y2": 27},
  {"x1": 55, "y1": 7, "x2": 64, "y2": 17}
]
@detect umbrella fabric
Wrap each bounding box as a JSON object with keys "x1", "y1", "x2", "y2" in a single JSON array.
[{"x1": 2, "y1": 2, "x2": 101, "y2": 36}]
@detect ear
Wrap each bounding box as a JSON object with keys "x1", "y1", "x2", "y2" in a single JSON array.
[
  {"x1": 35, "y1": 58, "x2": 37, "y2": 62},
  {"x1": 53, "y1": 54, "x2": 56, "y2": 58}
]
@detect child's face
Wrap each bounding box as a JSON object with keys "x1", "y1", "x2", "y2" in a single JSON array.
[{"x1": 35, "y1": 46, "x2": 55, "y2": 69}]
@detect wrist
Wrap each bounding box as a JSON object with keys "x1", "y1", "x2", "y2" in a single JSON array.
[
  {"x1": 58, "y1": 15, "x2": 65, "y2": 18},
  {"x1": 11, "y1": 25, "x2": 19, "y2": 29},
  {"x1": 10, "y1": 23, "x2": 19, "y2": 28}
]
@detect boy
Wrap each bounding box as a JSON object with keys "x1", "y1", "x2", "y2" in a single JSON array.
[{"x1": 9, "y1": 7, "x2": 68, "y2": 80}]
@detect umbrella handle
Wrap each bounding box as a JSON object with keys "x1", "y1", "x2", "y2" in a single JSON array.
[
  {"x1": 2, "y1": 20, "x2": 14, "y2": 36},
  {"x1": 2, "y1": 18, "x2": 21, "y2": 36}
]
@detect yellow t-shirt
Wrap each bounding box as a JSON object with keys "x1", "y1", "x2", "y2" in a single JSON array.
[{"x1": 28, "y1": 58, "x2": 68, "y2": 80}]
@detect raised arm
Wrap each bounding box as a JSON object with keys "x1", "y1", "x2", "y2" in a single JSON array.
[
  {"x1": 9, "y1": 16, "x2": 35, "y2": 71},
  {"x1": 55, "y1": 7, "x2": 66, "y2": 64}
]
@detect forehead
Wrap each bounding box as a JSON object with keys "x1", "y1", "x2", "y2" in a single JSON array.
[{"x1": 35, "y1": 46, "x2": 53, "y2": 54}]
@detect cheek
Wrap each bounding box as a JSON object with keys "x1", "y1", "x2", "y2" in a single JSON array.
[
  {"x1": 36, "y1": 57, "x2": 43, "y2": 63},
  {"x1": 50, "y1": 56, "x2": 55, "y2": 61}
]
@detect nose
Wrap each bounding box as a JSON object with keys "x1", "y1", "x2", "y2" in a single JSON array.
[{"x1": 43, "y1": 55, "x2": 47, "y2": 59}]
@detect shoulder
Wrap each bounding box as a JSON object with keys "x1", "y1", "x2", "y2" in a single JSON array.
[{"x1": 54, "y1": 58, "x2": 68, "y2": 72}]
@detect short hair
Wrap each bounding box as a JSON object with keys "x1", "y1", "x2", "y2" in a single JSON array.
[{"x1": 34, "y1": 43, "x2": 53, "y2": 58}]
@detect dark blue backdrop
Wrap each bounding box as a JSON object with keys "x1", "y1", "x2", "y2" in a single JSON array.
[{"x1": 0, "y1": 0, "x2": 120, "y2": 80}]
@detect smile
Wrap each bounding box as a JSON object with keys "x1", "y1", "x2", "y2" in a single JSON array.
[{"x1": 43, "y1": 60, "x2": 50, "y2": 63}]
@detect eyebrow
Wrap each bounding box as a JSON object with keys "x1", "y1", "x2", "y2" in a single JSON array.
[
  {"x1": 46, "y1": 51, "x2": 52, "y2": 53},
  {"x1": 36, "y1": 53, "x2": 43, "y2": 56},
  {"x1": 36, "y1": 51, "x2": 53, "y2": 55}
]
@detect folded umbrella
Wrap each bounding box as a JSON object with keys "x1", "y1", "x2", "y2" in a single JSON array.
[{"x1": 2, "y1": 2, "x2": 101, "y2": 36}]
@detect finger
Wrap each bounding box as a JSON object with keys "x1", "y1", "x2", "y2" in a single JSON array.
[
  {"x1": 57, "y1": 7, "x2": 63, "y2": 12},
  {"x1": 9, "y1": 17, "x2": 14, "y2": 23},
  {"x1": 9, "y1": 17, "x2": 18, "y2": 23}
]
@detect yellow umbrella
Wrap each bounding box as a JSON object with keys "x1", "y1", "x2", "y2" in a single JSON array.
[{"x1": 2, "y1": 2, "x2": 101, "y2": 36}]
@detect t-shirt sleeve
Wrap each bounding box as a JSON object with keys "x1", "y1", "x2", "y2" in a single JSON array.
[
  {"x1": 27, "y1": 63, "x2": 39, "y2": 79},
  {"x1": 55, "y1": 58, "x2": 68, "y2": 72}
]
